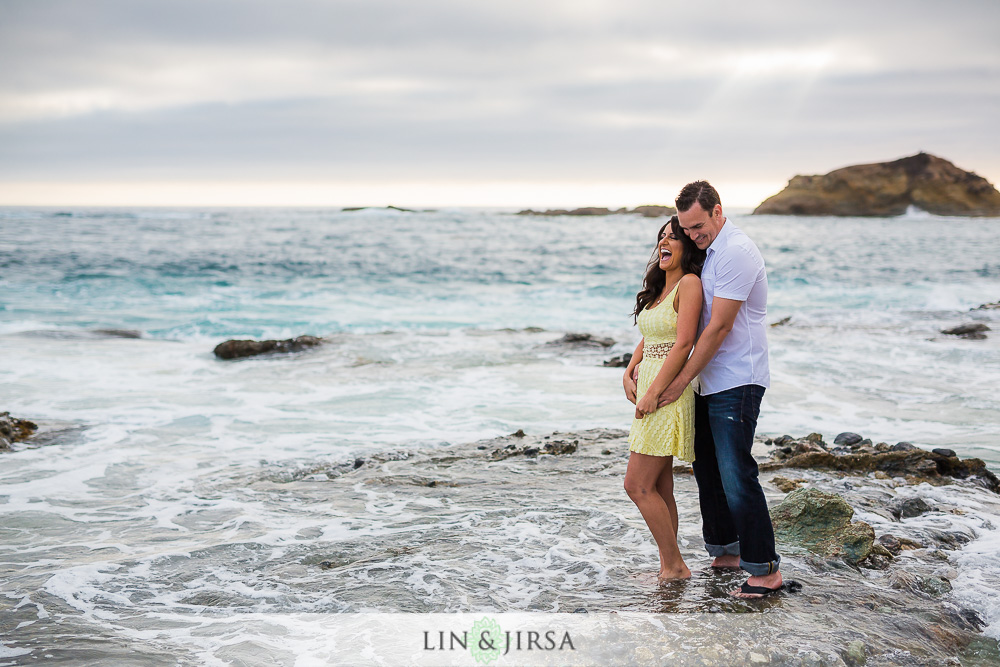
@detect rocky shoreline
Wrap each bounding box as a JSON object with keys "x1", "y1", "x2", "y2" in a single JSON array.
[
  {"x1": 253, "y1": 426, "x2": 1000, "y2": 665},
  {"x1": 5, "y1": 408, "x2": 1000, "y2": 664}
]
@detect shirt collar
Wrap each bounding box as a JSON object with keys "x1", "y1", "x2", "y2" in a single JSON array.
[{"x1": 706, "y1": 218, "x2": 734, "y2": 256}]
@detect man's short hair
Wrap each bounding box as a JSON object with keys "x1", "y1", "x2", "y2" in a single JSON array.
[{"x1": 675, "y1": 181, "x2": 721, "y2": 214}]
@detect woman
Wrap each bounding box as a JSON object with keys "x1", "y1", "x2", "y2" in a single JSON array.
[{"x1": 622, "y1": 215, "x2": 705, "y2": 581}]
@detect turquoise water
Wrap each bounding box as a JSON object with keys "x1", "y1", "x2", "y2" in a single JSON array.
[{"x1": 2, "y1": 206, "x2": 998, "y2": 459}]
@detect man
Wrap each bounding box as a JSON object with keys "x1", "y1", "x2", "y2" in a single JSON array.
[{"x1": 655, "y1": 180, "x2": 782, "y2": 598}]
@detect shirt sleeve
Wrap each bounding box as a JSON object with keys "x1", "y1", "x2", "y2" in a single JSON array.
[{"x1": 712, "y1": 245, "x2": 760, "y2": 302}]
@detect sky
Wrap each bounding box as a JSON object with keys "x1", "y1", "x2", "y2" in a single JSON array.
[{"x1": 1, "y1": 0, "x2": 998, "y2": 207}]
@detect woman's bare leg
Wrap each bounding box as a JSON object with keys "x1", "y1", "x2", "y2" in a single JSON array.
[
  {"x1": 655, "y1": 457, "x2": 679, "y2": 540},
  {"x1": 624, "y1": 452, "x2": 690, "y2": 580}
]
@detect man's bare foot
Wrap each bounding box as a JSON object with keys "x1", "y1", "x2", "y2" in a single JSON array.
[
  {"x1": 729, "y1": 571, "x2": 783, "y2": 598},
  {"x1": 711, "y1": 554, "x2": 740, "y2": 569},
  {"x1": 657, "y1": 564, "x2": 692, "y2": 581}
]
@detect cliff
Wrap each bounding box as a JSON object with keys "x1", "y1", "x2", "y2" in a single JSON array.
[{"x1": 754, "y1": 153, "x2": 1000, "y2": 217}]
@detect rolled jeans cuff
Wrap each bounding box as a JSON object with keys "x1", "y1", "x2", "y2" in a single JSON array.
[
  {"x1": 704, "y1": 540, "x2": 740, "y2": 557},
  {"x1": 739, "y1": 555, "x2": 781, "y2": 577}
]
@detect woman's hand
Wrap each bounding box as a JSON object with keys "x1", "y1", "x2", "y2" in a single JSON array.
[
  {"x1": 636, "y1": 391, "x2": 659, "y2": 417},
  {"x1": 623, "y1": 371, "x2": 637, "y2": 404}
]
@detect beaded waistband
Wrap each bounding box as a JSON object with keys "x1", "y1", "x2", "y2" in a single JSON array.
[{"x1": 644, "y1": 342, "x2": 675, "y2": 358}]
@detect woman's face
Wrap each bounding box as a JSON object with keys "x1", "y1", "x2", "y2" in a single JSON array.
[{"x1": 657, "y1": 224, "x2": 685, "y2": 271}]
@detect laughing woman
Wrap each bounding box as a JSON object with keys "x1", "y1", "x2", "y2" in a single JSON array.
[{"x1": 622, "y1": 216, "x2": 705, "y2": 581}]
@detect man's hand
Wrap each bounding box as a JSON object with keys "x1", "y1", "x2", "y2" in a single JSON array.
[
  {"x1": 623, "y1": 372, "x2": 637, "y2": 404},
  {"x1": 656, "y1": 384, "x2": 682, "y2": 408}
]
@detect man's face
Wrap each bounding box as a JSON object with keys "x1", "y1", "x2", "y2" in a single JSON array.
[{"x1": 677, "y1": 202, "x2": 724, "y2": 250}]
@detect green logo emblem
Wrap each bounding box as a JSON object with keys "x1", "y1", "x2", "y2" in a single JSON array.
[{"x1": 468, "y1": 617, "x2": 506, "y2": 664}]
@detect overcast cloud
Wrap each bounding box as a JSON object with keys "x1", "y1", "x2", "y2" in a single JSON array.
[{"x1": 1, "y1": 0, "x2": 998, "y2": 204}]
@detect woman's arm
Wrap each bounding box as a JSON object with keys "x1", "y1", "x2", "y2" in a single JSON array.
[
  {"x1": 635, "y1": 275, "x2": 703, "y2": 416},
  {"x1": 622, "y1": 339, "x2": 644, "y2": 404}
]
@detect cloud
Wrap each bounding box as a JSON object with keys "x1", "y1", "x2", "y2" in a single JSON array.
[{"x1": 1, "y1": 0, "x2": 998, "y2": 201}]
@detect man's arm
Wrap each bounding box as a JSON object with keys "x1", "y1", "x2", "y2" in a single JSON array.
[{"x1": 656, "y1": 296, "x2": 743, "y2": 407}]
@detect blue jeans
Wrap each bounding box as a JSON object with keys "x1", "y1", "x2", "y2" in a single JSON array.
[{"x1": 692, "y1": 384, "x2": 780, "y2": 576}]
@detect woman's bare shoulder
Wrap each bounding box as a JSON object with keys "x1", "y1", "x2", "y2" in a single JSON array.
[{"x1": 679, "y1": 273, "x2": 702, "y2": 288}]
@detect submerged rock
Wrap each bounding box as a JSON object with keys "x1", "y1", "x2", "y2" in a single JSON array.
[
  {"x1": 771, "y1": 488, "x2": 876, "y2": 565},
  {"x1": 753, "y1": 153, "x2": 1000, "y2": 217},
  {"x1": 0, "y1": 412, "x2": 37, "y2": 450},
  {"x1": 760, "y1": 433, "x2": 1000, "y2": 492},
  {"x1": 973, "y1": 300, "x2": 1000, "y2": 311},
  {"x1": 489, "y1": 438, "x2": 578, "y2": 460},
  {"x1": 213, "y1": 335, "x2": 324, "y2": 360},
  {"x1": 517, "y1": 205, "x2": 676, "y2": 217},
  {"x1": 546, "y1": 333, "x2": 615, "y2": 349},
  {"x1": 942, "y1": 323, "x2": 990, "y2": 340},
  {"x1": 603, "y1": 353, "x2": 632, "y2": 367}
]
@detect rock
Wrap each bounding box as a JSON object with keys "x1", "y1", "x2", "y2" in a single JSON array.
[
  {"x1": 759, "y1": 445, "x2": 1000, "y2": 493},
  {"x1": 512, "y1": 429, "x2": 526, "y2": 438},
  {"x1": 919, "y1": 576, "x2": 953, "y2": 597},
  {"x1": 629, "y1": 205, "x2": 677, "y2": 218},
  {"x1": 877, "y1": 534, "x2": 903, "y2": 556},
  {"x1": 834, "y1": 432, "x2": 863, "y2": 446},
  {"x1": 753, "y1": 153, "x2": 1000, "y2": 217},
  {"x1": 973, "y1": 300, "x2": 1000, "y2": 311},
  {"x1": 844, "y1": 640, "x2": 867, "y2": 666},
  {"x1": 891, "y1": 442, "x2": 918, "y2": 452},
  {"x1": 92, "y1": 328, "x2": 143, "y2": 338},
  {"x1": 0, "y1": 412, "x2": 38, "y2": 450},
  {"x1": 942, "y1": 323, "x2": 990, "y2": 339},
  {"x1": 770, "y1": 316, "x2": 792, "y2": 327},
  {"x1": 770, "y1": 488, "x2": 875, "y2": 565},
  {"x1": 213, "y1": 335, "x2": 324, "y2": 359},
  {"x1": 342, "y1": 205, "x2": 426, "y2": 213},
  {"x1": 516, "y1": 205, "x2": 675, "y2": 217},
  {"x1": 771, "y1": 476, "x2": 806, "y2": 493},
  {"x1": 603, "y1": 353, "x2": 632, "y2": 367},
  {"x1": 932, "y1": 448, "x2": 957, "y2": 458},
  {"x1": 490, "y1": 439, "x2": 577, "y2": 461},
  {"x1": 891, "y1": 497, "x2": 933, "y2": 519},
  {"x1": 546, "y1": 333, "x2": 615, "y2": 349}
]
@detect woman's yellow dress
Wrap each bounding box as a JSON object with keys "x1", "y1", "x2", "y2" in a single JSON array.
[{"x1": 628, "y1": 283, "x2": 696, "y2": 461}]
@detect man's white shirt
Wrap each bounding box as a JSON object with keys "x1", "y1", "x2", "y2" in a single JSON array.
[{"x1": 697, "y1": 219, "x2": 770, "y2": 395}]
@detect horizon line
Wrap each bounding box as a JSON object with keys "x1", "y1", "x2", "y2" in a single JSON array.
[{"x1": 0, "y1": 180, "x2": 784, "y2": 209}]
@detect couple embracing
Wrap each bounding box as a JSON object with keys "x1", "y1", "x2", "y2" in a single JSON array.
[{"x1": 622, "y1": 180, "x2": 782, "y2": 599}]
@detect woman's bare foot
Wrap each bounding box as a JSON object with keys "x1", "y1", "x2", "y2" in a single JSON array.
[
  {"x1": 711, "y1": 554, "x2": 740, "y2": 569},
  {"x1": 657, "y1": 563, "x2": 692, "y2": 581}
]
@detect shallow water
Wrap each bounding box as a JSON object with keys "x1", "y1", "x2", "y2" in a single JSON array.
[{"x1": 3, "y1": 429, "x2": 999, "y2": 665}]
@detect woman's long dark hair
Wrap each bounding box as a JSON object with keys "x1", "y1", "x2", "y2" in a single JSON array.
[{"x1": 632, "y1": 216, "x2": 705, "y2": 323}]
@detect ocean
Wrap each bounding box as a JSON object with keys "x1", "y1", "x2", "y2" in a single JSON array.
[{"x1": 2, "y1": 206, "x2": 999, "y2": 663}]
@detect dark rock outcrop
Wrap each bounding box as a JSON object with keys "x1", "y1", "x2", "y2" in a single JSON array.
[
  {"x1": 973, "y1": 300, "x2": 1000, "y2": 311},
  {"x1": 517, "y1": 205, "x2": 676, "y2": 218},
  {"x1": 213, "y1": 335, "x2": 324, "y2": 360},
  {"x1": 0, "y1": 412, "x2": 37, "y2": 450},
  {"x1": 760, "y1": 432, "x2": 1000, "y2": 492},
  {"x1": 942, "y1": 323, "x2": 990, "y2": 340},
  {"x1": 603, "y1": 353, "x2": 632, "y2": 367},
  {"x1": 546, "y1": 333, "x2": 615, "y2": 349},
  {"x1": 771, "y1": 488, "x2": 877, "y2": 565},
  {"x1": 754, "y1": 153, "x2": 1000, "y2": 217}
]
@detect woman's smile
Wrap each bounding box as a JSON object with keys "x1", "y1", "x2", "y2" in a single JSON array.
[{"x1": 657, "y1": 231, "x2": 683, "y2": 270}]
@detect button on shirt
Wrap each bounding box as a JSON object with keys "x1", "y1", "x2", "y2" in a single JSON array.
[{"x1": 698, "y1": 219, "x2": 770, "y2": 395}]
